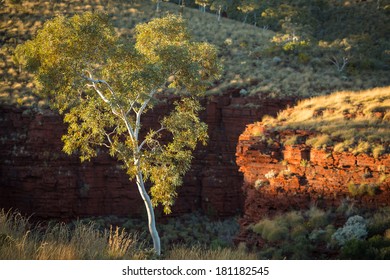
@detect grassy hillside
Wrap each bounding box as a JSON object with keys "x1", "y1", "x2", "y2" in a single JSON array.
[
  {"x1": 261, "y1": 86, "x2": 389, "y2": 156},
  {"x1": 1, "y1": 0, "x2": 389, "y2": 109}
]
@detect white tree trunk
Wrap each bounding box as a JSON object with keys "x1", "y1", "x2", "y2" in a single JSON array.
[
  {"x1": 135, "y1": 170, "x2": 161, "y2": 255},
  {"x1": 156, "y1": 0, "x2": 161, "y2": 12}
]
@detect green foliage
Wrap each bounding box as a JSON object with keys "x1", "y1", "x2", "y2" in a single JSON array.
[
  {"x1": 252, "y1": 218, "x2": 289, "y2": 242},
  {"x1": 210, "y1": 0, "x2": 227, "y2": 14},
  {"x1": 340, "y1": 235, "x2": 390, "y2": 260},
  {"x1": 306, "y1": 206, "x2": 329, "y2": 229},
  {"x1": 147, "y1": 98, "x2": 208, "y2": 212},
  {"x1": 332, "y1": 215, "x2": 367, "y2": 246},
  {"x1": 15, "y1": 12, "x2": 220, "y2": 254},
  {"x1": 252, "y1": 207, "x2": 341, "y2": 259},
  {"x1": 237, "y1": 0, "x2": 259, "y2": 16},
  {"x1": 157, "y1": 212, "x2": 239, "y2": 249},
  {"x1": 15, "y1": 13, "x2": 220, "y2": 215},
  {"x1": 250, "y1": 206, "x2": 386, "y2": 259},
  {"x1": 348, "y1": 182, "x2": 380, "y2": 197},
  {"x1": 367, "y1": 207, "x2": 390, "y2": 236},
  {"x1": 15, "y1": 12, "x2": 117, "y2": 113},
  {"x1": 195, "y1": 0, "x2": 211, "y2": 12}
]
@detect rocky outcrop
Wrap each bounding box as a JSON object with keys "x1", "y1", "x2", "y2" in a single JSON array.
[
  {"x1": 0, "y1": 93, "x2": 293, "y2": 219},
  {"x1": 236, "y1": 123, "x2": 390, "y2": 228}
]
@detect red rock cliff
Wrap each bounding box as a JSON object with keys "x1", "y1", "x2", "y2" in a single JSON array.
[
  {"x1": 0, "y1": 93, "x2": 293, "y2": 219},
  {"x1": 236, "y1": 123, "x2": 390, "y2": 228}
]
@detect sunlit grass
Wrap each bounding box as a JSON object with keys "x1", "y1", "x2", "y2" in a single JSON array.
[
  {"x1": 262, "y1": 86, "x2": 390, "y2": 155},
  {"x1": 0, "y1": 209, "x2": 257, "y2": 260},
  {"x1": 0, "y1": 209, "x2": 148, "y2": 260}
]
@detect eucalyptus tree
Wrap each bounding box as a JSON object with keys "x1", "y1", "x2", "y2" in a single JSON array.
[
  {"x1": 237, "y1": 0, "x2": 260, "y2": 24},
  {"x1": 152, "y1": 0, "x2": 169, "y2": 12},
  {"x1": 210, "y1": 0, "x2": 227, "y2": 21},
  {"x1": 195, "y1": 0, "x2": 212, "y2": 13},
  {"x1": 15, "y1": 13, "x2": 220, "y2": 255}
]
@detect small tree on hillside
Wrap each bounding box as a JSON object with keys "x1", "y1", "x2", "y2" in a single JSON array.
[
  {"x1": 211, "y1": 0, "x2": 228, "y2": 21},
  {"x1": 15, "y1": 13, "x2": 220, "y2": 255},
  {"x1": 237, "y1": 0, "x2": 260, "y2": 24},
  {"x1": 152, "y1": 0, "x2": 169, "y2": 12},
  {"x1": 196, "y1": 0, "x2": 212, "y2": 13}
]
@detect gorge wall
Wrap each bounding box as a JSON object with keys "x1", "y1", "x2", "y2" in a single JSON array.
[
  {"x1": 236, "y1": 123, "x2": 390, "y2": 230},
  {"x1": 0, "y1": 93, "x2": 293, "y2": 219}
]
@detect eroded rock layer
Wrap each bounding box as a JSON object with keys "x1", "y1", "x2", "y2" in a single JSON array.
[
  {"x1": 0, "y1": 94, "x2": 293, "y2": 219},
  {"x1": 236, "y1": 123, "x2": 390, "y2": 229}
]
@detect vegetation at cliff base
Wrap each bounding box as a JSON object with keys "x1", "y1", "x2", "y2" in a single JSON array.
[
  {"x1": 0, "y1": 209, "x2": 254, "y2": 260},
  {"x1": 2, "y1": 207, "x2": 390, "y2": 260}
]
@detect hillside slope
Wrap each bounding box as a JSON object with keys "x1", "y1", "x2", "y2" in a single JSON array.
[{"x1": 1, "y1": 0, "x2": 389, "y2": 108}]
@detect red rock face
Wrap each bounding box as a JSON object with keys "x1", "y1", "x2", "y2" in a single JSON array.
[
  {"x1": 0, "y1": 94, "x2": 293, "y2": 219},
  {"x1": 236, "y1": 123, "x2": 390, "y2": 228}
]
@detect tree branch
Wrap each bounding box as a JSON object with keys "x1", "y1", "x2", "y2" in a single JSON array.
[
  {"x1": 135, "y1": 88, "x2": 158, "y2": 140},
  {"x1": 104, "y1": 128, "x2": 131, "y2": 168},
  {"x1": 81, "y1": 71, "x2": 138, "y2": 145},
  {"x1": 126, "y1": 93, "x2": 141, "y2": 117},
  {"x1": 83, "y1": 70, "x2": 117, "y2": 100},
  {"x1": 139, "y1": 125, "x2": 165, "y2": 151}
]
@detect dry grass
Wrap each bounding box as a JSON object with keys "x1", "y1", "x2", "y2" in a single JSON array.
[
  {"x1": 164, "y1": 244, "x2": 257, "y2": 260},
  {"x1": 0, "y1": 209, "x2": 147, "y2": 260},
  {"x1": 1, "y1": 0, "x2": 389, "y2": 109},
  {"x1": 0, "y1": 209, "x2": 256, "y2": 260},
  {"x1": 262, "y1": 87, "x2": 390, "y2": 155}
]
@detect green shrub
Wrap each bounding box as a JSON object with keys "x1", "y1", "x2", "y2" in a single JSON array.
[
  {"x1": 284, "y1": 211, "x2": 305, "y2": 227},
  {"x1": 332, "y1": 215, "x2": 367, "y2": 246},
  {"x1": 306, "y1": 206, "x2": 329, "y2": 229},
  {"x1": 298, "y1": 52, "x2": 310, "y2": 64},
  {"x1": 252, "y1": 219, "x2": 289, "y2": 242},
  {"x1": 367, "y1": 208, "x2": 390, "y2": 236},
  {"x1": 348, "y1": 182, "x2": 379, "y2": 197},
  {"x1": 340, "y1": 235, "x2": 390, "y2": 260}
]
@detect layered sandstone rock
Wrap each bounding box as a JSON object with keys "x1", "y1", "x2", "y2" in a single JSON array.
[
  {"x1": 236, "y1": 123, "x2": 390, "y2": 228},
  {"x1": 0, "y1": 93, "x2": 293, "y2": 219}
]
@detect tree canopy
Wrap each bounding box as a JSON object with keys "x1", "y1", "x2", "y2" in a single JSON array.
[{"x1": 15, "y1": 12, "x2": 220, "y2": 254}]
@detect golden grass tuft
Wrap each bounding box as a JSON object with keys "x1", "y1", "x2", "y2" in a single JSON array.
[{"x1": 0, "y1": 209, "x2": 146, "y2": 260}]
